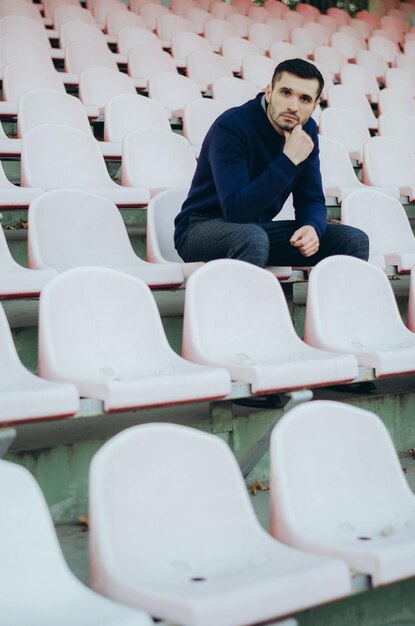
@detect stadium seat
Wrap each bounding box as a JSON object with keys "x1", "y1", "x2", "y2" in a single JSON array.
[
  {"x1": 106, "y1": 7, "x2": 146, "y2": 35},
  {"x1": 355, "y1": 10, "x2": 379, "y2": 30},
  {"x1": 92, "y1": 0, "x2": 126, "y2": 30},
  {"x1": 296, "y1": 3, "x2": 320, "y2": 21},
  {"x1": 270, "y1": 400, "x2": 415, "y2": 587},
  {"x1": 117, "y1": 24, "x2": 162, "y2": 54},
  {"x1": 265, "y1": 16, "x2": 290, "y2": 40},
  {"x1": 304, "y1": 255, "x2": 415, "y2": 376},
  {"x1": 209, "y1": 0, "x2": 236, "y2": 19},
  {"x1": 379, "y1": 110, "x2": 415, "y2": 153},
  {"x1": 128, "y1": 45, "x2": 177, "y2": 89},
  {"x1": 186, "y1": 49, "x2": 232, "y2": 91},
  {"x1": 139, "y1": 3, "x2": 170, "y2": 30},
  {"x1": 52, "y1": 4, "x2": 95, "y2": 29},
  {"x1": 226, "y1": 12, "x2": 253, "y2": 38},
  {"x1": 222, "y1": 36, "x2": 261, "y2": 75},
  {"x1": 283, "y1": 10, "x2": 306, "y2": 29},
  {"x1": 356, "y1": 48, "x2": 388, "y2": 81},
  {"x1": 317, "y1": 14, "x2": 337, "y2": 33},
  {"x1": 327, "y1": 84, "x2": 378, "y2": 130},
  {"x1": 171, "y1": 30, "x2": 211, "y2": 67},
  {"x1": 89, "y1": 422, "x2": 350, "y2": 626},
  {"x1": 248, "y1": 22, "x2": 280, "y2": 53},
  {"x1": 313, "y1": 44, "x2": 346, "y2": 80},
  {"x1": 182, "y1": 259, "x2": 359, "y2": 393},
  {"x1": 304, "y1": 21, "x2": 330, "y2": 46},
  {"x1": 204, "y1": 17, "x2": 235, "y2": 52},
  {"x1": 148, "y1": 72, "x2": 202, "y2": 118},
  {"x1": 157, "y1": 13, "x2": 194, "y2": 47},
  {"x1": 29, "y1": 189, "x2": 184, "y2": 286},
  {"x1": 43, "y1": 0, "x2": 80, "y2": 21},
  {"x1": 0, "y1": 304, "x2": 79, "y2": 422},
  {"x1": 363, "y1": 136, "x2": 415, "y2": 201},
  {"x1": 184, "y1": 7, "x2": 211, "y2": 34},
  {"x1": 340, "y1": 63, "x2": 380, "y2": 102},
  {"x1": 0, "y1": 16, "x2": 64, "y2": 59},
  {"x1": 327, "y1": 6, "x2": 351, "y2": 26},
  {"x1": 2, "y1": 62, "x2": 65, "y2": 111},
  {"x1": 385, "y1": 67, "x2": 415, "y2": 97},
  {"x1": 21, "y1": 124, "x2": 149, "y2": 206},
  {"x1": 242, "y1": 53, "x2": 275, "y2": 89},
  {"x1": 182, "y1": 97, "x2": 228, "y2": 156},
  {"x1": 0, "y1": 0, "x2": 43, "y2": 24},
  {"x1": 146, "y1": 188, "x2": 204, "y2": 277},
  {"x1": 319, "y1": 107, "x2": 370, "y2": 164},
  {"x1": 269, "y1": 40, "x2": 306, "y2": 63},
  {"x1": 247, "y1": 5, "x2": 270, "y2": 22},
  {"x1": 291, "y1": 27, "x2": 319, "y2": 58},
  {"x1": 122, "y1": 127, "x2": 196, "y2": 196},
  {"x1": 0, "y1": 36, "x2": 56, "y2": 77},
  {"x1": 338, "y1": 23, "x2": 366, "y2": 47},
  {"x1": 331, "y1": 31, "x2": 362, "y2": 62},
  {"x1": 39, "y1": 267, "x2": 231, "y2": 410},
  {"x1": 407, "y1": 267, "x2": 415, "y2": 332},
  {"x1": 264, "y1": 0, "x2": 288, "y2": 18},
  {"x1": 368, "y1": 35, "x2": 399, "y2": 66},
  {"x1": 64, "y1": 39, "x2": 119, "y2": 75},
  {"x1": 104, "y1": 92, "x2": 171, "y2": 143},
  {"x1": 377, "y1": 87, "x2": 415, "y2": 116},
  {"x1": 59, "y1": 20, "x2": 112, "y2": 51},
  {"x1": 79, "y1": 66, "x2": 137, "y2": 114},
  {"x1": 396, "y1": 52, "x2": 415, "y2": 74},
  {"x1": 0, "y1": 459, "x2": 154, "y2": 622},
  {"x1": 212, "y1": 75, "x2": 259, "y2": 106},
  {"x1": 342, "y1": 189, "x2": 415, "y2": 271}
]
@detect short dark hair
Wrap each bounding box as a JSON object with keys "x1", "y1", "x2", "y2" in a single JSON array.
[{"x1": 271, "y1": 58, "x2": 324, "y2": 100}]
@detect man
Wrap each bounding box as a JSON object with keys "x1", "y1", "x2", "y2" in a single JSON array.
[{"x1": 174, "y1": 58, "x2": 369, "y2": 267}]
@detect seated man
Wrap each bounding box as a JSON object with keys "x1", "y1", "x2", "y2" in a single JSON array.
[{"x1": 174, "y1": 58, "x2": 369, "y2": 267}]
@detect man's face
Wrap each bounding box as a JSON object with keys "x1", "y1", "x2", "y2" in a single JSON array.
[{"x1": 265, "y1": 71, "x2": 320, "y2": 135}]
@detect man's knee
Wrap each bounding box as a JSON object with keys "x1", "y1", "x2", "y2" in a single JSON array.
[
  {"x1": 322, "y1": 224, "x2": 370, "y2": 262},
  {"x1": 228, "y1": 226, "x2": 270, "y2": 267}
]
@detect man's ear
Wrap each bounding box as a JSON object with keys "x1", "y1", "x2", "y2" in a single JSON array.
[
  {"x1": 312, "y1": 96, "x2": 321, "y2": 112},
  {"x1": 265, "y1": 83, "x2": 272, "y2": 103}
]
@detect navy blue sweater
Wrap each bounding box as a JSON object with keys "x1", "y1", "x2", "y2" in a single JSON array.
[{"x1": 174, "y1": 93, "x2": 327, "y2": 247}]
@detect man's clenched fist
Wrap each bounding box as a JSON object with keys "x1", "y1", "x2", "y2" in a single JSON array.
[
  {"x1": 283, "y1": 124, "x2": 314, "y2": 166},
  {"x1": 290, "y1": 225, "x2": 319, "y2": 257}
]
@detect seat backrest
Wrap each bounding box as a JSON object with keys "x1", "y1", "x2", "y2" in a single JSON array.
[
  {"x1": 340, "y1": 63, "x2": 379, "y2": 99},
  {"x1": 363, "y1": 135, "x2": 415, "y2": 188},
  {"x1": 225, "y1": 12, "x2": 253, "y2": 38},
  {"x1": 291, "y1": 26, "x2": 319, "y2": 56},
  {"x1": 212, "y1": 75, "x2": 258, "y2": 106},
  {"x1": 0, "y1": 14, "x2": 51, "y2": 47},
  {"x1": 148, "y1": 72, "x2": 202, "y2": 113},
  {"x1": 53, "y1": 4, "x2": 95, "y2": 28},
  {"x1": 93, "y1": 0, "x2": 126, "y2": 26},
  {"x1": 157, "y1": 13, "x2": 194, "y2": 42},
  {"x1": 79, "y1": 66, "x2": 136, "y2": 108},
  {"x1": 318, "y1": 134, "x2": 362, "y2": 189},
  {"x1": 242, "y1": 53, "x2": 275, "y2": 88},
  {"x1": 379, "y1": 109, "x2": 415, "y2": 152},
  {"x1": 369, "y1": 34, "x2": 398, "y2": 64},
  {"x1": 182, "y1": 258, "x2": 301, "y2": 363},
  {"x1": 408, "y1": 267, "x2": 415, "y2": 332},
  {"x1": 378, "y1": 87, "x2": 415, "y2": 116},
  {"x1": 269, "y1": 40, "x2": 306, "y2": 62},
  {"x1": 304, "y1": 255, "x2": 408, "y2": 352},
  {"x1": 18, "y1": 88, "x2": 91, "y2": 137},
  {"x1": 28, "y1": 189, "x2": 138, "y2": 270},
  {"x1": 104, "y1": 92, "x2": 170, "y2": 142},
  {"x1": 122, "y1": 127, "x2": 196, "y2": 193},
  {"x1": 0, "y1": 0, "x2": 43, "y2": 22},
  {"x1": 171, "y1": 30, "x2": 211, "y2": 61},
  {"x1": 356, "y1": 48, "x2": 388, "y2": 79},
  {"x1": 118, "y1": 25, "x2": 162, "y2": 54},
  {"x1": 21, "y1": 123, "x2": 113, "y2": 189},
  {"x1": 0, "y1": 35, "x2": 55, "y2": 70},
  {"x1": 248, "y1": 22, "x2": 279, "y2": 51},
  {"x1": 106, "y1": 8, "x2": 146, "y2": 34},
  {"x1": 221, "y1": 36, "x2": 259, "y2": 71},
  {"x1": 331, "y1": 30, "x2": 361, "y2": 58},
  {"x1": 319, "y1": 107, "x2": 370, "y2": 161},
  {"x1": 128, "y1": 45, "x2": 177, "y2": 81},
  {"x1": 139, "y1": 3, "x2": 170, "y2": 29},
  {"x1": 60, "y1": 19, "x2": 109, "y2": 49},
  {"x1": 209, "y1": 0, "x2": 237, "y2": 19},
  {"x1": 314, "y1": 45, "x2": 346, "y2": 77},
  {"x1": 304, "y1": 22, "x2": 330, "y2": 46},
  {"x1": 184, "y1": 7, "x2": 211, "y2": 34},
  {"x1": 328, "y1": 84, "x2": 377, "y2": 126},
  {"x1": 385, "y1": 66, "x2": 415, "y2": 96},
  {"x1": 183, "y1": 97, "x2": 228, "y2": 150},
  {"x1": 247, "y1": 5, "x2": 270, "y2": 22},
  {"x1": 44, "y1": 0, "x2": 80, "y2": 19},
  {"x1": 2, "y1": 61, "x2": 66, "y2": 101},
  {"x1": 146, "y1": 187, "x2": 190, "y2": 263},
  {"x1": 186, "y1": 48, "x2": 232, "y2": 87},
  {"x1": 270, "y1": 401, "x2": 415, "y2": 541},
  {"x1": 65, "y1": 39, "x2": 118, "y2": 73}
]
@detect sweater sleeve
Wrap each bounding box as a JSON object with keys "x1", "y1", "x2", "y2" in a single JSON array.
[
  {"x1": 292, "y1": 129, "x2": 328, "y2": 239},
  {"x1": 207, "y1": 119, "x2": 298, "y2": 223}
]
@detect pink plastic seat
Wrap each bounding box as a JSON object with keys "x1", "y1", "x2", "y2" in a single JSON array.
[
  {"x1": 212, "y1": 75, "x2": 258, "y2": 106},
  {"x1": 128, "y1": 45, "x2": 177, "y2": 89},
  {"x1": 104, "y1": 92, "x2": 171, "y2": 143},
  {"x1": 340, "y1": 62, "x2": 380, "y2": 102},
  {"x1": 342, "y1": 189, "x2": 415, "y2": 271},
  {"x1": 327, "y1": 84, "x2": 378, "y2": 130},
  {"x1": 247, "y1": 5, "x2": 270, "y2": 22},
  {"x1": 265, "y1": 16, "x2": 290, "y2": 40},
  {"x1": 183, "y1": 97, "x2": 228, "y2": 156},
  {"x1": 317, "y1": 14, "x2": 337, "y2": 34},
  {"x1": 363, "y1": 136, "x2": 415, "y2": 201},
  {"x1": 139, "y1": 3, "x2": 170, "y2": 30},
  {"x1": 242, "y1": 53, "x2": 275, "y2": 89},
  {"x1": 327, "y1": 6, "x2": 351, "y2": 26},
  {"x1": 305, "y1": 255, "x2": 415, "y2": 376},
  {"x1": 79, "y1": 66, "x2": 137, "y2": 114},
  {"x1": 209, "y1": 0, "x2": 236, "y2": 19},
  {"x1": 296, "y1": 3, "x2": 320, "y2": 21},
  {"x1": 29, "y1": 189, "x2": 184, "y2": 286},
  {"x1": 148, "y1": 72, "x2": 202, "y2": 118},
  {"x1": 222, "y1": 36, "x2": 260, "y2": 73},
  {"x1": 186, "y1": 49, "x2": 232, "y2": 91},
  {"x1": 39, "y1": 267, "x2": 231, "y2": 409},
  {"x1": 182, "y1": 259, "x2": 359, "y2": 393},
  {"x1": 270, "y1": 400, "x2": 415, "y2": 587},
  {"x1": 355, "y1": 10, "x2": 380, "y2": 30},
  {"x1": 319, "y1": 107, "x2": 370, "y2": 164},
  {"x1": 21, "y1": 124, "x2": 149, "y2": 206},
  {"x1": 146, "y1": 188, "x2": 203, "y2": 277},
  {"x1": 122, "y1": 127, "x2": 196, "y2": 196},
  {"x1": 157, "y1": 13, "x2": 194, "y2": 47},
  {"x1": 264, "y1": 0, "x2": 288, "y2": 18},
  {"x1": 283, "y1": 10, "x2": 306, "y2": 29},
  {"x1": 89, "y1": 422, "x2": 350, "y2": 625},
  {"x1": 0, "y1": 303, "x2": 79, "y2": 422},
  {"x1": 171, "y1": 31, "x2": 211, "y2": 68}
]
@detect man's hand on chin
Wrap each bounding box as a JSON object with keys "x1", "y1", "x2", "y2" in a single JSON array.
[{"x1": 290, "y1": 225, "x2": 319, "y2": 257}]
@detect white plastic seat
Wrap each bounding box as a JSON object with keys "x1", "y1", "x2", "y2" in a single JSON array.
[
  {"x1": 265, "y1": 16, "x2": 290, "y2": 40},
  {"x1": 363, "y1": 136, "x2": 415, "y2": 201},
  {"x1": 304, "y1": 22, "x2": 330, "y2": 47},
  {"x1": 139, "y1": 3, "x2": 170, "y2": 30},
  {"x1": 157, "y1": 13, "x2": 194, "y2": 47},
  {"x1": 340, "y1": 62, "x2": 380, "y2": 102},
  {"x1": 204, "y1": 18, "x2": 235, "y2": 52},
  {"x1": 104, "y1": 92, "x2": 171, "y2": 143},
  {"x1": 39, "y1": 267, "x2": 230, "y2": 409},
  {"x1": 0, "y1": 0, "x2": 43, "y2": 24},
  {"x1": 327, "y1": 84, "x2": 378, "y2": 130},
  {"x1": 338, "y1": 23, "x2": 366, "y2": 46},
  {"x1": 79, "y1": 66, "x2": 137, "y2": 114},
  {"x1": 29, "y1": 189, "x2": 183, "y2": 287},
  {"x1": 0, "y1": 36, "x2": 56, "y2": 76},
  {"x1": 404, "y1": 38, "x2": 415, "y2": 57},
  {"x1": 64, "y1": 39, "x2": 119, "y2": 74},
  {"x1": 212, "y1": 75, "x2": 258, "y2": 106},
  {"x1": 270, "y1": 399, "x2": 415, "y2": 586},
  {"x1": 350, "y1": 18, "x2": 372, "y2": 41},
  {"x1": 182, "y1": 259, "x2": 359, "y2": 393},
  {"x1": 269, "y1": 40, "x2": 306, "y2": 63},
  {"x1": 106, "y1": 8, "x2": 146, "y2": 35},
  {"x1": 408, "y1": 267, "x2": 415, "y2": 332},
  {"x1": 304, "y1": 255, "x2": 415, "y2": 376},
  {"x1": 396, "y1": 52, "x2": 415, "y2": 74},
  {"x1": 53, "y1": 4, "x2": 95, "y2": 29},
  {"x1": 171, "y1": 30, "x2": 211, "y2": 67},
  {"x1": 248, "y1": 22, "x2": 280, "y2": 53},
  {"x1": 369, "y1": 35, "x2": 399, "y2": 66},
  {"x1": 183, "y1": 97, "x2": 228, "y2": 156},
  {"x1": 331, "y1": 31, "x2": 362, "y2": 61},
  {"x1": 356, "y1": 48, "x2": 388, "y2": 81},
  {"x1": 89, "y1": 421, "x2": 350, "y2": 625},
  {"x1": 313, "y1": 44, "x2": 346, "y2": 79},
  {"x1": 341, "y1": 189, "x2": 415, "y2": 271},
  {"x1": 93, "y1": 0, "x2": 126, "y2": 29},
  {"x1": 247, "y1": 5, "x2": 270, "y2": 22},
  {"x1": 128, "y1": 45, "x2": 177, "y2": 89},
  {"x1": 146, "y1": 188, "x2": 203, "y2": 277},
  {"x1": 0, "y1": 144, "x2": 45, "y2": 206},
  {"x1": 317, "y1": 14, "x2": 337, "y2": 33},
  {"x1": 355, "y1": 10, "x2": 379, "y2": 30},
  {"x1": 60, "y1": 20, "x2": 111, "y2": 50},
  {"x1": 319, "y1": 107, "x2": 370, "y2": 164},
  {"x1": 242, "y1": 53, "x2": 275, "y2": 89},
  {"x1": 226, "y1": 12, "x2": 253, "y2": 38},
  {"x1": 186, "y1": 49, "x2": 232, "y2": 91},
  {"x1": 290, "y1": 26, "x2": 319, "y2": 58},
  {"x1": 283, "y1": 10, "x2": 306, "y2": 29},
  {"x1": 122, "y1": 127, "x2": 196, "y2": 196},
  {"x1": 21, "y1": 124, "x2": 149, "y2": 206},
  {"x1": 221, "y1": 36, "x2": 260, "y2": 73},
  {"x1": 117, "y1": 25, "x2": 162, "y2": 54},
  {"x1": 148, "y1": 72, "x2": 202, "y2": 118},
  {"x1": 379, "y1": 110, "x2": 415, "y2": 153},
  {"x1": 184, "y1": 7, "x2": 211, "y2": 34},
  {"x1": 378, "y1": 87, "x2": 415, "y2": 116},
  {"x1": 0, "y1": 21, "x2": 61, "y2": 61},
  {"x1": 385, "y1": 67, "x2": 415, "y2": 97},
  {"x1": 44, "y1": 0, "x2": 81, "y2": 20},
  {"x1": 0, "y1": 304, "x2": 79, "y2": 422},
  {"x1": 209, "y1": 0, "x2": 236, "y2": 19}
]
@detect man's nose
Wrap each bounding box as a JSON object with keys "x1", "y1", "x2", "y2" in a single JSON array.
[{"x1": 286, "y1": 95, "x2": 299, "y2": 111}]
